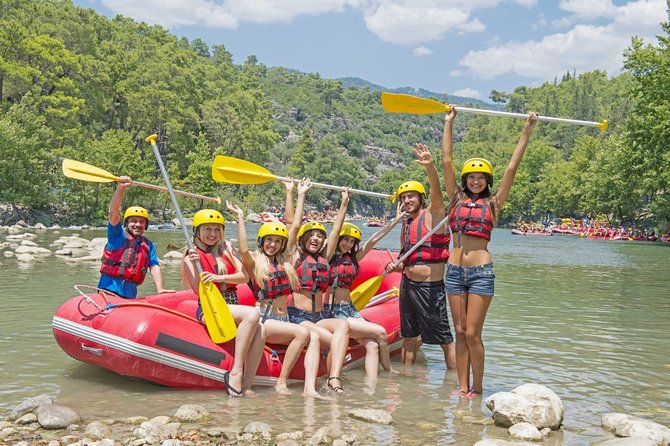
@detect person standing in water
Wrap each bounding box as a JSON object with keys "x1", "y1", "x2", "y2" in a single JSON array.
[
  {"x1": 442, "y1": 109, "x2": 537, "y2": 398},
  {"x1": 385, "y1": 144, "x2": 456, "y2": 370}
]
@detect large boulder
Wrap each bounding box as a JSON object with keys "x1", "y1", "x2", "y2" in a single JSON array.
[
  {"x1": 602, "y1": 413, "x2": 670, "y2": 445},
  {"x1": 485, "y1": 383, "x2": 563, "y2": 430}
]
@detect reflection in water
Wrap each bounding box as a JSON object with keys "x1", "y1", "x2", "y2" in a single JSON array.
[{"x1": 1, "y1": 228, "x2": 669, "y2": 444}]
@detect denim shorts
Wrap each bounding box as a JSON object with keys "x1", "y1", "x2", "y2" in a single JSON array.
[
  {"x1": 287, "y1": 306, "x2": 322, "y2": 324},
  {"x1": 257, "y1": 305, "x2": 290, "y2": 323},
  {"x1": 444, "y1": 263, "x2": 495, "y2": 296},
  {"x1": 322, "y1": 302, "x2": 362, "y2": 319}
]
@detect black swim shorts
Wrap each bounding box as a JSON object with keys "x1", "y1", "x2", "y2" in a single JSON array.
[{"x1": 399, "y1": 275, "x2": 454, "y2": 345}]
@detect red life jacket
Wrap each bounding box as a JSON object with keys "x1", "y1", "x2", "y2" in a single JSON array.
[
  {"x1": 401, "y1": 210, "x2": 450, "y2": 265},
  {"x1": 449, "y1": 197, "x2": 494, "y2": 241},
  {"x1": 249, "y1": 260, "x2": 293, "y2": 301},
  {"x1": 100, "y1": 236, "x2": 151, "y2": 285},
  {"x1": 296, "y1": 253, "x2": 329, "y2": 294},
  {"x1": 329, "y1": 253, "x2": 359, "y2": 290},
  {"x1": 197, "y1": 249, "x2": 237, "y2": 292}
]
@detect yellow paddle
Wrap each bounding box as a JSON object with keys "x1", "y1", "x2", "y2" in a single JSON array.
[
  {"x1": 212, "y1": 156, "x2": 393, "y2": 199},
  {"x1": 145, "y1": 134, "x2": 236, "y2": 344},
  {"x1": 351, "y1": 214, "x2": 450, "y2": 310},
  {"x1": 62, "y1": 159, "x2": 221, "y2": 204},
  {"x1": 381, "y1": 92, "x2": 608, "y2": 132}
]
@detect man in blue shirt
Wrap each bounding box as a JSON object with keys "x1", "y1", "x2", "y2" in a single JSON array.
[{"x1": 98, "y1": 176, "x2": 173, "y2": 299}]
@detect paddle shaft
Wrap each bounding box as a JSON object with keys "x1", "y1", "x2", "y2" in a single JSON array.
[
  {"x1": 146, "y1": 136, "x2": 202, "y2": 276},
  {"x1": 279, "y1": 176, "x2": 391, "y2": 199},
  {"x1": 447, "y1": 105, "x2": 603, "y2": 129},
  {"x1": 64, "y1": 161, "x2": 220, "y2": 203}
]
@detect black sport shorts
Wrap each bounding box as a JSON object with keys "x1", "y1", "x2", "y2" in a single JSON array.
[{"x1": 399, "y1": 275, "x2": 454, "y2": 345}]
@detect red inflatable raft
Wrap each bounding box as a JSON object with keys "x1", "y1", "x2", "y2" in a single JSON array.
[{"x1": 52, "y1": 249, "x2": 402, "y2": 389}]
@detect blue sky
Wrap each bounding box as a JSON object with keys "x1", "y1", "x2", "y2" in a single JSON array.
[{"x1": 75, "y1": 0, "x2": 667, "y2": 102}]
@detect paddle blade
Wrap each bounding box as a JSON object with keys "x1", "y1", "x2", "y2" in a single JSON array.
[
  {"x1": 212, "y1": 156, "x2": 277, "y2": 185},
  {"x1": 351, "y1": 276, "x2": 384, "y2": 311},
  {"x1": 62, "y1": 159, "x2": 118, "y2": 183},
  {"x1": 381, "y1": 92, "x2": 449, "y2": 115},
  {"x1": 199, "y1": 282, "x2": 237, "y2": 343}
]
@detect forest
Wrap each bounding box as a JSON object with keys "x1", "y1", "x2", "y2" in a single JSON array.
[{"x1": 1, "y1": 0, "x2": 669, "y2": 232}]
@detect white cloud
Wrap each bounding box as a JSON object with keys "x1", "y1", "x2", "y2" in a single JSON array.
[
  {"x1": 459, "y1": 0, "x2": 667, "y2": 82},
  {"x1": 449, "y1": 69, "x2": 464, "y2": 77},
  {"x1": 413, "y1": 46, "x2": 433, "y2": 56},
  {"x1": 99, "y1": 0, "x2": 500, "y2": 44},
  {"x1": 514, "y1": 0, "x2": 538, "y2": 7},
  {"x1": 452, "y1": 88, "x2": 482, "y2": 99},
  {"x1": 101, "y1": 0, "x2": 238, "y2": 28},
  {"x1": 558, "y1": 0, "x2": 616, "y2": 20},
  {"x1": 100, "y1": 0, "x2": 361, "y2": 28}
]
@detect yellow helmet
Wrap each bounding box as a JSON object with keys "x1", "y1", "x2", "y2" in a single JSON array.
[
  {"x1": 123, "y1": 206, "x2": 149, "y2": 226},
  {"x1": 298, "y1": 221, "x2": 327, "y2": 239},
  {"x1": 339, "y1": 222, "x2": 362, "y2": 241},
  {"x1": 192, "y1": 209, "x2": 225, "y2": 229},
  {"x1": 461, "y1": 158, "x2": 493, "y2": 176},
  {"x1": 461, "y1": 158, "x2": 493, "y2": 187},
  {"x1": 258, "y1": 222, "x2": 288, "y2": 240},
  {"x1": 397, "y1": 180, "x2": 426, "y2": 198}
]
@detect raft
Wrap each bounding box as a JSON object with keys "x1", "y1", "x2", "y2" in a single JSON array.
[{"x1": 52, "y1": 249, "x2": 402, "y2": 390}]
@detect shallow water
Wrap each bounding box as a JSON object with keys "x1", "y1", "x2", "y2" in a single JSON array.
[{"x1": 1, "y1": 226, "x2": 669, "y2": 445}]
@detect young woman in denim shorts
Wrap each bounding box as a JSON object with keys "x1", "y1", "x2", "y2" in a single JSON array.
[
  {"x1": 227, "y1": 201, "x2": 324, "y2": 398},
  {"x1": 323, "y1": 206, "x2": 405, "y2": 384},
  {"x1": 442, "y1": 109, "x2": 538, "y2": 398},
  {"x1": 285, "y1": 179, "x2": 351, "y2": 394}
]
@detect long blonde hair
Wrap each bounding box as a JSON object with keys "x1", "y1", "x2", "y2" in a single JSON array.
[{"x1": 250, "y1": 249, "x2": 299, "y2": 292}]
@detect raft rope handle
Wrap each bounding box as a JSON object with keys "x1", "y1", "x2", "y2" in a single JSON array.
[{"x1": 72, "y1": 284, "x2": 200, "y2": 323}]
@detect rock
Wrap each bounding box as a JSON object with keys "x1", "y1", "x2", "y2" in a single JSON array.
[
  {"x1": 244, "y1": 421, "x2": 272, "y2": 441},
  {"x1": 20, "y1": 240, "x2": 38, "y2": 247},
  {"x1": 34, "y1": 223, "x2": 47, "y2": 230},
  {"x1": 509, "y1": 422, "x2": 543, "y2": 441},
  {"x1": 163, "y1": 250, "x2": 184, "y2": 260},
  {"x1": 35, "y1": 404, "x2": 82, "y2": 429},
  {"x1": 485, "y1": 383, "x2": 563, "y2": 430},
  {"x1": 276, "y1": 431, "x2": 304, "y2": 442},
  {"x1": 174, "y1": 404, "x2": 209, "y2": 422},
  {"x1": 15, "y1": 220, "x2": 29, "y2": 227},
  {"x1": 125, "y1": 416, "x2": 149, "y2": 425},
  {"x1": 348, "y1": 408, "x2": 393, "y2": 425},
  {"x1": 55, "y1": 249, "x2": 74, "y2": 256},
  {"x1": 85, "y1": 421, "x2": 113, "y2": 439},
  {"x1": 474, "y1": 440, "x2": 538, "y2": 446},
  {"x1": 594, "y1": 438, "x2": 656, "y2": 445},
  {"x1": 307, "y1": 426, "x2": 341, "y2": 445},
  {"x1": 9, "y1": 394, "x2": 55, "y2": 420},
  {"x1": 3, "y1": 251, "x2": 14, "y2": 257},
  {"x1": 15, "y1": 413, "x2": 38, "y2": 425},
  {"x1": 16, "y1": 253, "x2": 36, "y2": 263},
  {"x1": 602, "y1": 413, "x2": 670, "y2": 445}
]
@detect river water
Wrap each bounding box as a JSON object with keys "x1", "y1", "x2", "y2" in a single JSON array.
[{"x1": 1, "y1": 225, "x2": 669, "y2": 445}]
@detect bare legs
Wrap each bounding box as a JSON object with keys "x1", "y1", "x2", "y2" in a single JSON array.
[
  {"x1": 347, "y1": 318, "x2": 395, "y2": 380},
  {"x1": 264, "y1": 320, "x2": 321, "y2": 396},
  {"x1": 229, "y1": 305, "x2": 264, "y2": 396},
  {"x1": 447, "y1": 292, "x2": 491, "y2": 395},
  {"x1": 301, "y1": 318, "x2": 350, "y2": 393}
]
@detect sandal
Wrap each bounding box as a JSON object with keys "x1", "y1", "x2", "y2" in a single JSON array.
[
  {"x1": 327, "y1": 377, "x2": 344, "y2": 394},
  {"x1": 223, "y1": 372, "x2": 243, "y2": 397},
  {"x1": 465, "y1": 389, "x2": 481, "y2": 399}
]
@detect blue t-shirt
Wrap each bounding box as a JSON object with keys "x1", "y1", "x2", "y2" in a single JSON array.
[{"x1": 97, "y1": 222, "x2": 159, "y2": 298}]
